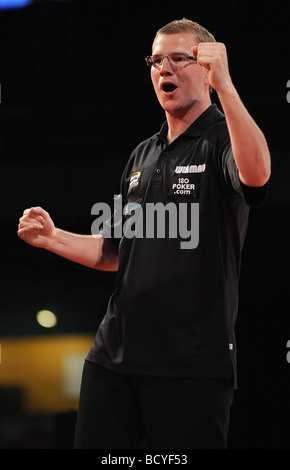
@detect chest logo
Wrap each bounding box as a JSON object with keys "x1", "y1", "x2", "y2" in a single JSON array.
[
  {"x1": 175, "y1": 164, "x2": 206, "y2": 174},
  {"x1": 128, "y1": 171, "x2": 141, "y2": 194}
]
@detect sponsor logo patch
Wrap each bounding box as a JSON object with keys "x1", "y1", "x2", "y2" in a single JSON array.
[
  {"x1": 175, "y1": 164, "x2": 206, "y2": 174},
  {"x1": 128, "y1": 171, "x2": 141, "y2": 194}
]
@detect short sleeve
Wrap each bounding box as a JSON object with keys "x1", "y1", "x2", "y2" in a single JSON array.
[
  {"x1": 99, "y1": 153, "x2": 135, "y2": 246},
  {"x1": 99, "y1": 194, "x2": 124, "y2": 247},
  {"x1": 220, "y1": 141, "x2": 268, "y2": 207},
  {"x1": 239, "y1": 180, "x2": 268, "y2": 207}
]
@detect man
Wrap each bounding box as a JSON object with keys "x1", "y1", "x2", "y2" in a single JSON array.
[{"x1": 18, "y1": 19, "x2": 271, "y2": 449}]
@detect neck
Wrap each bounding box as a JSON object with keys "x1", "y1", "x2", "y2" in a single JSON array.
[{"x1": 165, "y1": 100, "x2": 211, "y2": 143}]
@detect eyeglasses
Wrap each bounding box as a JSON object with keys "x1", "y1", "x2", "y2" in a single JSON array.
[{"x1": 145, "y1": 53, "x2": 197, "y2": 70}]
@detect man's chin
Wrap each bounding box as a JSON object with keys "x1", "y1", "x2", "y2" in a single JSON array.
[{"x1": 162, "y1": 100, "x2": 182, "y2": 114}]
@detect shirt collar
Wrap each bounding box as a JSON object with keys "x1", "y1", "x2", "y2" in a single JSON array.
[{"x1": 156, "y1": 104, "x2": 225, "y2": 143}]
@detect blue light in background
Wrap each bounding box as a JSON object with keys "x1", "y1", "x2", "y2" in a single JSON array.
[{"x1": 0, "y1": 0, "x2": 33, "y2": 9}]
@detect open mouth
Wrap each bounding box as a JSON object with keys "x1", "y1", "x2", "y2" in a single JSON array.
[{"x1": 162, "y1": 83, "x2": 178, "y2": 93}]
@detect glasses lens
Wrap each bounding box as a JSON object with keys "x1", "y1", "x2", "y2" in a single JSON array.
[
  {"x1": 146, "y1": 54, "x2": 194, "y2": 69},
  {"x1": 151, "y1": 56, "x2": 163, "y2": 68},
  {"x1": 169, "y1": 53, "x2": 188, "y2": 66}
]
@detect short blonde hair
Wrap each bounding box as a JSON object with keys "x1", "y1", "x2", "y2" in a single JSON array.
[{"x1": 153, "y1": 18, "x2": 216, "y2": 47}]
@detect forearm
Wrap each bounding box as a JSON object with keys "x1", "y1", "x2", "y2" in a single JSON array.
[
  {"x1": 217, "y1": 83, "x2": 271, "y2": 186},
  {"x1": 47, "y1": 229, "x2": 119, "y2": 271}
]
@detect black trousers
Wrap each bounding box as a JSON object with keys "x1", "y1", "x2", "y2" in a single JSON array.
[{"x1": 74, "y1": 360, "x2": 233, "y2": 449}]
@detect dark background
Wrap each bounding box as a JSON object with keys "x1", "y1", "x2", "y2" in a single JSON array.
[{"x1": 0, "y1": 0, "x2": 290, "y2": 449}]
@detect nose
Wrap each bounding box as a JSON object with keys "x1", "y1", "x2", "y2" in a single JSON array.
[{"x1": 160, "y1": 56, "x2": 173, "y2": 75}]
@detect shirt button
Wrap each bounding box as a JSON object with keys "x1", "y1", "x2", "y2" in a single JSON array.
[{"x1": 155, "y1": 168, "x2": 161, "y2": 174}]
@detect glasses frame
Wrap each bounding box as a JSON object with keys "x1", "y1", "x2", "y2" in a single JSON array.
[{"x1": 145, "y1": 53, "x2": 197, "y2": 69}]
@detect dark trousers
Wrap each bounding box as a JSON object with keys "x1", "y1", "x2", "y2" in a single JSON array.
[{"x1": 74, "y1": 360, "x2": 233, "y2": 449}]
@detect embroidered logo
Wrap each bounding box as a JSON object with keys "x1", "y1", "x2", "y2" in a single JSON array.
[
  {"x1": 175, "y1": 164, "x2": 206, "y2": 174},
  {"x1": 128, "y1": 171, "x2": 141, "y2": 194}
]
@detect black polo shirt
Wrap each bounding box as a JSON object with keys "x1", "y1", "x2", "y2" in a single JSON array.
[{"x1": 87, "y1": 104, "x2": 267, "y2": 386}]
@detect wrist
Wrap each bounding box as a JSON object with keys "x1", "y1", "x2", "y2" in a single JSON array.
[
  {"x1": 215, "y1": 79, "x2": 236, "y2": 99},
  {"x1": 46, "y1": 227, "x2": 59, "y2": 251}
]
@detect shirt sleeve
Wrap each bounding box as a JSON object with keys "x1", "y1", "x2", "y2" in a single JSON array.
[
  {"x1": 219, "y1": 135, "x2": 268, "y2": 207},
  {"x1": 99, "y1": 194, "x2": 123, "y2": 248},
  {"x1": 99, "y1": 154, "x2": 134, "y2": 246}
]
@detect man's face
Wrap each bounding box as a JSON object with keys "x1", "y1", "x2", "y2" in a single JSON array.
[{"x1": 151, "y1": 33, "x2": 209, "y2": 116}]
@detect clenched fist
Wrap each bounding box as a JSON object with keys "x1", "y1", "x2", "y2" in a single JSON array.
[
  {"x1": 192, "y1": 42, "x2": 232, "y2": 93},
  {"x1": 18, "y1": 207, "x2": 56, "y2": 249}
]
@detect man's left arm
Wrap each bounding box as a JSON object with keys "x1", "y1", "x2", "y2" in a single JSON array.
[{"x1": 195, "y1": 42, "x2": 271, "y2": 187}]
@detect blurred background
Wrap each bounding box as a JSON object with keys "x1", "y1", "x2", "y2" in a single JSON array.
[{"x1": 0, "y1": 0, "x2": 289, "y2": 449}]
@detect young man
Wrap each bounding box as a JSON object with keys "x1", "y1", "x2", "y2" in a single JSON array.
[{"x1": 18, "y1": 19, "x2": 271, "y2": 449}]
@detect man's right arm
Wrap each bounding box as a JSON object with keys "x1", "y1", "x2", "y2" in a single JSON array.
[{"x1": 17, "y1": 206, "x2": 119, "y2": 272}]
